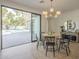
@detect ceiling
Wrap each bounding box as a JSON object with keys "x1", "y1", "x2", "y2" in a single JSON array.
[{"x1": 8, "y1": 0, "x2": 79, "y2": 13}]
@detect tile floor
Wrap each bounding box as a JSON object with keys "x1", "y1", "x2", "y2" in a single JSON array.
[{"x1": 0, "y1": 42, "x2": 79, "y2": 59}]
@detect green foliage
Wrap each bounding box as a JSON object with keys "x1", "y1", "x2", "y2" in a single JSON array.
[
  {"x1": 2, "y1": 7, "x2": 27, "y2": 29},
  {"x1": 2, "y1": 7, "x2": 8, "y2": 16}
]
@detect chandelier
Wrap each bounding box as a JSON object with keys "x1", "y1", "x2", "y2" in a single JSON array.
[{"x1": 41, "y1": 0, "x2": 61, "y2": 18}]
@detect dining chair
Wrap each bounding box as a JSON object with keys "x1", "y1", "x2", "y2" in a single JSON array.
[
  {"x1": 41, "y1": 32, "x2": 46, "y2": 48},
  {"x1": 58, "y1": 34, "x2": 71, "y2": 56},
  {"x1": 45, "y1": 36, "x2": 55, "y2": 56},
  {"x1": 36, "y1": 34, "x2": 39, "y2": 49}
]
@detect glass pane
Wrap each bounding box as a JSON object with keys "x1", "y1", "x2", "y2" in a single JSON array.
[
  {"x1": 2, "y1": 7, "x2": 31, "y2": 48},
  {"x1": 32, "y1": 14, "x2": 40, "y2": 41}
]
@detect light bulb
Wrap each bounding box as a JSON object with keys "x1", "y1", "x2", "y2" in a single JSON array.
[
  {"x1": 50, "y1": 8, "x2": 54, "y2": 12},
  {"x1": 42, "y1": 11, "x2": 48, "y2": 15},
  {"x1": 56, "y1": 11, "x2": 61, "y2": 15}
]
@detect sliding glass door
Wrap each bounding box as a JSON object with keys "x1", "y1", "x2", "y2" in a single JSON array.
[
  {"x1": 1, "y1": 6, "x2": 41, "y2": 49},
  {"x1": 31, "y1": 14, "x2": 41, "y2": 41}
]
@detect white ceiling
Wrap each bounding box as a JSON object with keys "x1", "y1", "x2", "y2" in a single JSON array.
[{"x1": 8, "y1": 0, "x2": 79, "y2": 13}]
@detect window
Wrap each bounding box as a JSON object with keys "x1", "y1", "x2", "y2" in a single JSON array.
[{"x1": 1, "y1": 6, "x2": 41, "y2": 49}]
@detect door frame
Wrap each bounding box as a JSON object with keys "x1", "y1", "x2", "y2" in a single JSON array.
[
  {"x1": 1, "y1": 5, "x2": 41, "y2": 49},
  {"x1": 31, "y1": 13, "x2": 41, "y2": 42},
  {"x1": 1, "y1": 5, "x2": 3, "y2": 50}
]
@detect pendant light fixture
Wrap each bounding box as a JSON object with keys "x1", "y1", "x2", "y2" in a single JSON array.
[{"x1": 42, "y1": 0, "x2": 61, "y2": 18}]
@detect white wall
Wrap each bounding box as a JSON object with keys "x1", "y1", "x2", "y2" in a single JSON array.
[
  {"x1": 48, "y1": 9, "x2": 79, "y2": 32},
  {"x1": 48, "y1": 17, "x2": 58, "y2": 32},
  {"x1": 1, "y1": 0, "x2": 40, "y2": 14},
  {"x1": 41, "y1": 15, "x2": 48, "y2": 32}
]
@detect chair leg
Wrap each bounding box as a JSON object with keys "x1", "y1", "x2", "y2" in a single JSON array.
[
  {"x1": 37, "y1": 42, "x2": 39, "y2": 49},
  {"x1": 68, "y1": 46, "x2": 70, "y2": 53},
  {"x1": 43, "y1": 41, "x2": 45, "y2": 49},
  {"x1": 56, "y1": 42, "x2": 58, "y2": 51},
  {"x1": 66, "y1": 46, "x2": 69, "y2": 56},
  {"x1": 53, "y1": 45, "x2": 55, "y2": 57},
  {"x1": 46, "y1": 45, "x2": 48, "y2": 56},
  {"x1": 58, "y1": 43, "x2": 61, "y2": 52}
]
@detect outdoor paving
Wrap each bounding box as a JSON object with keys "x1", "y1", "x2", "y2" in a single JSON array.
[{"x1": 2, "y1": 31, "x2": 31, "y2": 48}]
